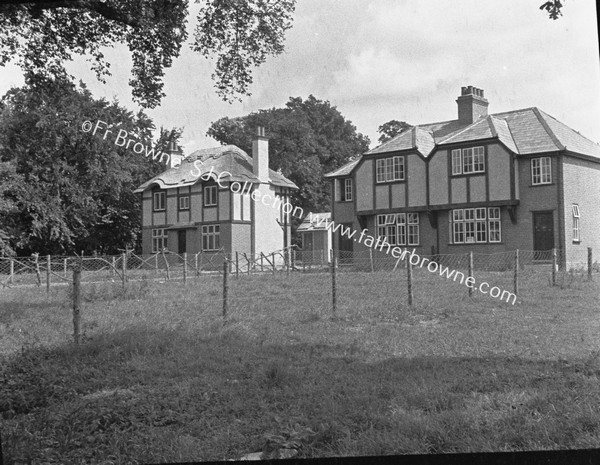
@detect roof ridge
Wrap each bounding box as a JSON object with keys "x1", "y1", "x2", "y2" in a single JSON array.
[
  {"x1": 439, "y1": 117, "x2": 488, "y2": 144},
  {"x1": 486, "y1": 115, "x2": 498, "y2": 138},
  {"x1": 490, "y1": 115, "x2": 519, "y2": 153},
  {"x1": 532, "y1": 107, "x2": 565, "y2": 151}
]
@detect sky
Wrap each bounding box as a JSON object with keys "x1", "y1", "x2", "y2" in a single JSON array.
[{"x1": 1, "y1": 0, "x2": 599, "y2": 154}]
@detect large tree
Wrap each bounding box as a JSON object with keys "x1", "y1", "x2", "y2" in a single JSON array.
[
  {"x1": 208, "y1": 95, "x2": 370, "y2": 220},
  {"x1": 377, "y1": 120, "x2": 412, "y2": 144},
  {"x1": 0, "y1": 0, "x2": 296, "y2": 108},
  {"x1": 0, "y1": 1, "x2": 564, "y2": 108},
  {"x1": 0, "y1": 79, "x2": 178, "y2": 256}
]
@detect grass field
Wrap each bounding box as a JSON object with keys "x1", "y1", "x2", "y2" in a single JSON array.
[{"x1": 1, "y1": 267, "x2": 600, "y2": 463}]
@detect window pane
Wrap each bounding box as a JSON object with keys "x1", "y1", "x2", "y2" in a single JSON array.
[{"x1": 452, "y1": 149, "x2": 462, "y2": 175}]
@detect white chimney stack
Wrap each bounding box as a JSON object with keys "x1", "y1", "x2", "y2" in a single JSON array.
[
  {"x1": 252, "y1": 126, "x2": 269, "y2": 183},
  {"x1": 166, "y1": 140, "x2": 183, "y2": 168}
]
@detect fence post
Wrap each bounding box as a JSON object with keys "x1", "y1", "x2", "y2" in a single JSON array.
[
  {"x1": 194, "y1": 253, "x2": 199, "y2": 277},
  {"x1": 183, "y1": 252, "x2": 188, "y2": 284},
  {"x1": 552, "y1": 248, "x2": 557, "y2": 286},
  {"x1": 286, "y1": 250, "x2": 290, "y2": 277},
  {"x1": 236, "y1": 251, "x2": 239, "y2": 279},
  {"x1": 121, "y1": 252, "x2": 127, "y2": 288},
  {"x1": 162, "y1": 249, "x2": 170, "y2": 280},
  {"x1": 331, "y1": 256, "x2": 337, "y2": 317},
  {"x1": 514, "y1": 249, "x2": 519, "y2": 296},
  {"x1": 468, "y1": 252, "x2": 474, "y2": 297},
  {"x1": 272, "y1": 253, "x2": 276, "y2": 274},
  {"x1": 9, "y1": 258, "x2": 14, "y2": 284},
  {"x1": 73, "y1": 265, "x2": 82, "y2": 344},
  {"x1": 33, "y1": 253, "x2": 41, "y2": 286},
  {"x1": 111, "y1": 256, "x2": 116, "y2": 278},
  {"x1": 260, "y1": 253, "x2": 264, "y2": 272},
  {"x1": 222, "y1": 259, "x2": 229, "y2": 322},
  {"x1": 46, "y1": 255, "x2": 51, "y2": 293},
  {"x1": 155, "y1": 254, "x2": 159, "y2": 275},
  {"x1": 407, "y1": 257, "x2": 413, "y2": 306},
  {"x1": 369, "y1": 248, "x2": 374, "y2": 273},
  {"x1": 63, "y1": 258, "x2": 68, "y2": 279},
  {"x1": 588, "y1": 247, "x2": 593, "y2": 281}
]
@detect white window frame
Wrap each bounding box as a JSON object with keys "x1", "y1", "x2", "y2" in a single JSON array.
[
  {"x1": 572, "y1": 204, "x2": 581, "y2": 242},
  {"x1": 531, "y1": 157, "x2": 552, "y2": 185},
  {"x1": 451, "y1": 147, "x2": 485, "y2": 175},
  {"x1": 153, "y1": 191, "x2": 165, "y2": 211},
  {"x1": 152, "y1": 228, "x2": 167, "y2": 253},
  {"x1": 179, "y1": 195, "x2": 190, "y2": 210},
  {"x1": 450, "y1": 207, "x2": 501, "y2": 244},
  {"x1": 376, "y1": 212, "x2": 418, "y2": 246},
  {"x1": 204, "y1": 185, "x2": 217, "y2": 206},
  {"x1": 201, "y1": 224, "x2": 220, "y2": 251},
  {"x1": 344, "y1": 178, "x2": 353, "y2": 202},
  {"x1": 376, "y1": 156, "x2": 405, "y2": 183}
]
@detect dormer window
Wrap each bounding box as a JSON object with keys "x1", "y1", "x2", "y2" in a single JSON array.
[{"x1": 451, "y1": 147, "x2": 485, "y2": 175}]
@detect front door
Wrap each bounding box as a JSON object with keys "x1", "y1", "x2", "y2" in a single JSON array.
[
  {"x1": 177, "y1": 230, "x2": 187, "y2": 254},
  {"x1": 533, "y1": 212, "x2": 554, "y2": 251}
]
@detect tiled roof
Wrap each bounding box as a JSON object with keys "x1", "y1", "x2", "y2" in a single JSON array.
[
  {"x1": 323, "y1": 157, "x2": 362, "y2": 178},
  {"x1": 134, "y1": 144, "x2": 298, "y2": 193},
  {"x1": 367, "y1": 107, "x2": 600, "y2": 159},
  {"x1": 297, "y1": 212, "x2": 331, "y2": 231}
]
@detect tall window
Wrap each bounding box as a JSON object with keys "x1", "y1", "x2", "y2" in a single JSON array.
[
  {"x1": 572, "y1": 204, "x2": 581, "y2": 242},
  {"x1": 450, "y1": 207, "x2": 501, "y2": 243},
  {"x1": 153, "y1": 191, "x2": 165, "y2": 211},
  {"x1": 531, "y1": 157, "x2": 552, "y2": 185},
  {"x1": 204, "y1": 186, "x2": 217, "y2": 206},
  {"x1": 152, "y1": 228, "x2": 167, "y2": 252},
  {"x1": 451, "y1": 147, "x2": 485, "y2": 175},
  {"x1": 376, "y1": 212, "x2": 419, "y2": 246},
  {"x1": 202, "y1": 225, "x2": 220, "y2": 251},
  {"x1": 343, "y1": 178, "x2": 353, "y2": 201},
  {"x1": 179, "y1": 195, "x2": 190, "y2": 210},
  {"x1": 376, "y1": 156, "x2": 405, "y2": 183}
]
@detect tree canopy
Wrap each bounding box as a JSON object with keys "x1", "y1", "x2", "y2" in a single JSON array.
[
  {"x1": 377, "y1": 120, "x2": 412, "y2": 144},
  {"x1": 207, "y1": 95, "x2": 370, "y2": 221},
  {"x1": 0, "y1": 80, "x2": 177, "y2": 256},
  {"x1": 0, "y1": 0, "x2": 565, "y2": 108},
  {"x1": 0, "y1": 0, "x2": 296, "y2": 108}
]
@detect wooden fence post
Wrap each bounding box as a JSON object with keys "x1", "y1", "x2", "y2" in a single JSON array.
[
  {"x1": 222, "y1": 259, "x2": 229, "y2": 322},
  {"x1": 514, "y1": 249, "x2": 519, "y2": 296},
  {"x1": 46, "y1": 255, "x2": 51, "y2": 293},
  {"x1": 9, "y1": 258, "x2": 14, "y2": 284},
  {"x1": 33, "y1": 253, "x2": 41, "y2": 286},
  {"x1": 331, "y1": 256, "x2": 337, "y2": 317},
  {"x1": 63, "y1": 258, "x2": 68, "y2": 279},
  {"x1": 260, "y1": 253, "x2": 264, "y2": 272},
  {"x1": 236, "y1": 251, "x2": 239, "y2": 279},
  {"x1": 272, "y1": 253, "x2": 276, "y2": 274},
  {"x1": 369, "y1": 248, "x2": 374, "y2": 273},
  {"x1": 286, "y1": 249, "x2": 290, "y2": 277},
  {"x1": 468, "y1": 252, "x2": 474, "y2": 297},
  {"x1": 121, "y1": 252, "x2": 127, "y2": 288},
  {"x1": 588, "y1": 247, "x2": 593, "y2": 281},
  {"x1": 183, "y1": 252, "x2": 188, "y2": 284},
  {"x1": 552, "y1": 248, "x2": 557, "y2": 286},
  {"x1": 73, "y1": 265, "x2": 82, "y2": 344},
  {"x1": 407, "y1": 256, "x2": 413, "y2": 306},
  {"x1": 155, "y1": 254, "x2": 159, "y2": 275},
  {"x1": 111, "y1": 256, "x2": 116, "y2": 278},
  {"x1": 162, "y1": 249, "x2": 170, "y2": 280}
]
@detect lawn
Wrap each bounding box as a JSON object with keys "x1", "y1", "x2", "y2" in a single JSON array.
[{"x1": 1, "y1": 267, "x2": 600, "y2": 464}]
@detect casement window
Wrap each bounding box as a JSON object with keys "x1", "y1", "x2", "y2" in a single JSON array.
[
  {"x1": 376, "y1": 156, "x2": 405, "y2": 183},
  {"x1": 343, "y1": 178, "x2": 353, "y2": 201},
  {"x1": 376, "y1": 212, "x2": 419, "y2": 246},
  {"x1": 153, "y1": 191, "x2": 165, "y2": 211},
  {"x1": 450, "y1": 207, "x2": 501, "y2": 243},
  {"x1": 202, "y1": 224, "x2": 220, "y2": 251},
  {"x1": 204, "y1": 185, "x2": 217, "y2": 206},
  {"x1": 451, "y1": 147, "x2": 485, "y2": 175},
  {"x1": 531, "y1": 157, "x2": 552, "y2": 185},
  {"x1": 572, "y1": 204, "x2": 581, "y2": 242},
  {"x1": 151, "y1": 228, "x2": 168, "y2": 253},
  {"x1": 178, "y1": 195, "x2": 190, "y2": 210}
]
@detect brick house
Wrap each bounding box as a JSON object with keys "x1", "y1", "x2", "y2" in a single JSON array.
[
  {"x1": 325, "y1": 86, "x2": 600, "y2": 268},
  {"x1": 134, "y1": 129, "x2": 297, "y2": 259}
]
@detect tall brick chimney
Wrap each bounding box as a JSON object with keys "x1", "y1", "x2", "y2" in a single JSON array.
[
  {"x1": 252, "y1": 126, "x2": 269, "y2": 183},
  {"x1": 456, "y1": 85, "x2": 489, "y2": 125}
]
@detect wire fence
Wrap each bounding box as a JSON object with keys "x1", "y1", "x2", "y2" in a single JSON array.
[{"x1": 1, "y1": 247, "x2": 597, "y2": 347}]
